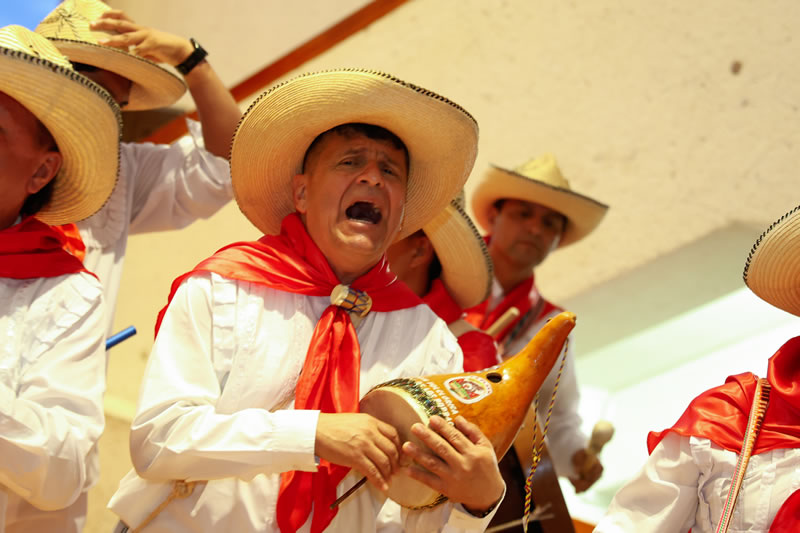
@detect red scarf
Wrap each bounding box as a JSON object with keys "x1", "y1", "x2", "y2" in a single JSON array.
[
  {"x1": 464, "y1": 275, "x2": 559, "y2": 346},
  {"x1": 0, "y1": 217, "x2": 89, "y2": 279},
  {"x1": 771, "y1": 488, "x2": 800, "y2": 532},
  {"x1": 52, "y1": 223, "x2": 87, "y2": 262},
  {"x1": 423, "y1": 278, "x2": 498, "y2": 371},
  {"x1": 156, "y1": 213, "x2": 421, "y2": 533},
  {"x1": 647, "y1": 337, "x2": 800, "y2": 456}
]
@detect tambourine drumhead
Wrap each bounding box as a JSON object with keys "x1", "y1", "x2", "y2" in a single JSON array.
[{"x1": 359, "y1": 386, "x2": 444, "y2": 509}]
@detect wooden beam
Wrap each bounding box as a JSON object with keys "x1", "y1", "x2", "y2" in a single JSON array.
[{"x1": 143, "y1": 0, "x2": 409, "y2": 145}]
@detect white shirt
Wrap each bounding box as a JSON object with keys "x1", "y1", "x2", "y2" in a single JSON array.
[
  {"x1": 488, "y1": 278, "x2": 586, "y2": 478},
  {"x1": 109, "y1": 273, "x2": 501, "y2": 532},
  {"x1": 77, "y1": 120, "x2": 232, "y2": 333},
  {"x1": 0, "y1": 272, "x2": 106, "y2": 533},
  {"x1": 594, "y1": 432, "x2": 800, "y2": 532}
]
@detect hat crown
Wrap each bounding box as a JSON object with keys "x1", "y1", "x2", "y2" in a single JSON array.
[
  {"x1": 512, "y1": 154, "x2": 571, "y2": 190},
  {"x1": 36, "y1": 0, "x2": 113, "y2": 44},
  {"x1": 0, "y1": 25, "x2": 73, "y2": 70}
]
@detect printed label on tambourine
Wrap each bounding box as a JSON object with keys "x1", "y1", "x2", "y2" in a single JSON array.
[{"x1": 444, "y1": 376, "x2": 493, "y2": 404}]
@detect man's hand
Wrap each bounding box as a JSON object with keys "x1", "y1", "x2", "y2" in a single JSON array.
[
  {"x1": 315, "y1": 413, "x2": 401, "y2": 492},
  {"x1": 402, "y1": 415, "x2": 504, "y2": 514},
  {"x1": 568, "y1": 448, "x2": 603, "y2": 493},
  {"x1": 90, "y1": 11, "x2": 194, "y2": 67}
]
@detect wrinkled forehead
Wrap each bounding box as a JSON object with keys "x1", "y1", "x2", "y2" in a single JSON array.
[{"x1": 303, "y1": 123, "x2": 410, "y2": 175}]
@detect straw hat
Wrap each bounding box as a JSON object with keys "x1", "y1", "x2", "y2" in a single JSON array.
[
  {"x1": 424, "y1": 193, "x2": 492, "y2": 308},
  {"x1": 471, "y1": 154, "x2": 609, "y2": 247},
  {"x1": 0, "y1": 25, "x2": 120, "y2": 225},
  {"x1": 743, "y1": 205, "x2": 800, "y2": 317},
  {"x1": 230, "y1": 68, "x2": 479, "y2": 240},
  {"x1": 36, "y1": 0, "x2": 186, "y2": 111}
]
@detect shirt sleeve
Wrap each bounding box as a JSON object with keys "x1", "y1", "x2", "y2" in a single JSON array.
[
  {"x1": 129, "y1": 274, "x2": 319, "y2": 482},
  {"x1": 124, "y1": 119, "x2": 233, "y2": 234},
  {"x1": 593, "y1": 432, "x2": 699, "y2": 533},
  {"x1": 0, "y1": 274, "x2": 105, "y2": 511},
  {"x1": 537, "y1": 335, "x2": 587, "y2": 478}
]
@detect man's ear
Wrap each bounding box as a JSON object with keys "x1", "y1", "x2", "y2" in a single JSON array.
[
  {"x1": 291, "y1": 173, "x2": 309, "y2": 214},
  {"x1": 26, "y1": 152, "x2": 62, "y2": 195},
  {"x1": 408, "y1": 234, "x2": 435, "y2": 269}
]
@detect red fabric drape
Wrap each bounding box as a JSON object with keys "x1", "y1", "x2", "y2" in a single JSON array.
[
  {"x1": 0, "y1": 217, "x2": 90, "y2": 279},
  {"x1": 423, "y1": 278, "x2": 498, "y2": 371},
  {"x1": 52, "y1": 223, "x2": 86, "y2": 262},
  {"x1": 156, "y1": 213, "x2": 421, "y2": 533},
  {"x1": 770, "y1": 488, "x2": 800, "y2": 532},
  {"x1": 647, "y1": 337, "x2": 800, "y2": 456}
]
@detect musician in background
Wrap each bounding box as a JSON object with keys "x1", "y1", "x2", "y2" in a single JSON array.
[
  {"x1": 108, "y1": 70, "x2": 505, "y2": 532},
  {"x1": 387, "y1": 193, "x2": 498, "y2": 371},
  {"x1": 35, "y1": 0, "x2": 240, "y2": 332},
  {"x1": 466, "y1": 154, "x2": 609, "y2": 494},
  {"x1": 594, "y1": 205, "x2": 800, "y2": 532},
  {"x1": 0, "y1": 26, "x2": 119, "y2": 532}
]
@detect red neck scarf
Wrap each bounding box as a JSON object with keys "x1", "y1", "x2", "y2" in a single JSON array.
[
  {"x1": 423, "y1": 278, "x2": 498, "y2": 371},
  {"x1": 52, "y1": 223, "x2": 87, "y2": 262},
  {"x1": 156, "y1": 213, "x2": 421, "y2": 533},
  {"x1": 423, "y1": 278, "x2": 464, "y2": 324},
  {"x1": 647, "y1": 336, "x2": 800, "y2": 456},
  {"x1": 0, "y1": 217, "x2": 89, "y2": 279}
]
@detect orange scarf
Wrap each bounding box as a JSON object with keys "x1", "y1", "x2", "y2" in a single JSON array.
[
  {"x1": 0, "y1": 217, "x2": 89, "y2": 279},
  {"x1": 156, "y1": 213, "x2": 422, "y2": 532}
]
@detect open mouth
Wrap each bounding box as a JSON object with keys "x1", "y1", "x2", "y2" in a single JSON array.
[{"x1": 346, "y1": 201, "x2": 382, "y2": 224}]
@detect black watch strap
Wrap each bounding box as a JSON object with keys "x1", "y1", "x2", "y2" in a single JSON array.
[{"x1": 175, "y1": 38, "x2": 208, "y2": 75}]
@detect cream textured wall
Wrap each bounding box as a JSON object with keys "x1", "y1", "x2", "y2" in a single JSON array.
[{"x1": 88, "y1": 1, "x2": 800, "y2": 531}]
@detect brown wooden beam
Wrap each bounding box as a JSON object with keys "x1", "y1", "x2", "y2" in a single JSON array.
[{"x1": 143, "y1": 0, "x2": 409, "y2": 145}]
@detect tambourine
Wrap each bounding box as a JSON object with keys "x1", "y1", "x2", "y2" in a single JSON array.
[{"x1": 358, "y1": 311, "x2": 576, "y2": 509}]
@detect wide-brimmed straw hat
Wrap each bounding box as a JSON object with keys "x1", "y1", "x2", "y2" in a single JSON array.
[
  {"x1": 743, "y1": 205, "x2": 800, "y2": 317},
  {"x1": 471, "y1": 154, "x2": 609, "y2": 247},
  {"x1": 230, "y1": 68, "x2": 479, "y2": 240},
  {"x1": 0, "y1": 25, "x2": 120, "y2": 225},
  {"x1": 36, "y1": 0, "x2": 186, "y2": 111},
  {"x1": 424, "y1": 192, "x2": 492, "y2": 308}
]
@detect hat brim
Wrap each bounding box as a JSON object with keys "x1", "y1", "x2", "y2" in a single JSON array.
[
  {"x1": 424, "y1": 202, "x2": 492, "y2": 309},
  {"x1": 230, "y1": 69, "x2": 478, "y2": 240},
  {"x1": 49, "y1": 39, "x2": 186, "y2": 111},
  {"x1": 0, "y1": 47, "x2": 120, "y2": 225},
  {"x1": 743, "y1": 205, "x2": 800, "y2": 317},
  {"x1": 472, "y1": 165, "x2": 609, "y2": 246}
]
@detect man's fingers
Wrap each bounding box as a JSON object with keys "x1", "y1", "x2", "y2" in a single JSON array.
[
  {"x1": 410, "y1": 421, "x2": 460, "y2": 465},
  {"x1": 91, "y1": 18, "x2": 140, "y2": 34},
  {"x1": 453, "y1": 415, "x2": 488, "y2": 446},
  {"x1": 403, "y1": 463, "x2": 444, "y2": 493},
  {"x1": 376, "y1": 419, "x2": 401, "y2": 449},
  {"x1": 97, "y1": 30, "x2": 148, "y2": 50},
  {"x1": 428, "y1": 415, "x2": 473, "y2": 455},
  {"x1": 368, "y1": 434, "x2": 400, "y2": 480},
  {"x1": 99, "y1": 10, "x2": 135, "y2": 23},
  {"x1": 402, "y1": 441, "x2": 448, "y2": 476}
]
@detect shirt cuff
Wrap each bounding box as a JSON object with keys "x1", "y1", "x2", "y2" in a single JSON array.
[
  {"x1": 445, "y1": 484, "x2": 506, "y2": 531},
  {"x1": 268, "y1": 409, "x2": 320, "y2": 472}
]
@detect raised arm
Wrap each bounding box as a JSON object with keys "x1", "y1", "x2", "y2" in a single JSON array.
[{"x1": 91, "y1": 10, "x2": 241, "y2": 159}]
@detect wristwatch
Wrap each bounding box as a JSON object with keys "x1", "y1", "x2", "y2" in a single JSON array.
[{"x1": 175, "y1": 38, "x2": 208, "y2": 75}]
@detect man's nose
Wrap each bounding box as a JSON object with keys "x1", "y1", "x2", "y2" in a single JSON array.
[{"x1": 357, "y1": 161, "x2": 385, "y2": 187}]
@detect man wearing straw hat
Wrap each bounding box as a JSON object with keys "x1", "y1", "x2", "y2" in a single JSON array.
[
  {"x1": 108, "y1": 69, "x2": 506, "y2": 532},
  {"x1": 594, "y1": 206, "x2": 800, "y2": 532},
  {"x1": 466, "y1": 154, "x2": 609, "y2": 494},
  {"x1": 0, "y1": 25, "x2": 120, "y2": 532},
  {"x1": 35, "y1": 0, "x2": 240, "y2": 332},
  {"x1": 386, "y1": 194, "x2": 499, "y2": 371}
]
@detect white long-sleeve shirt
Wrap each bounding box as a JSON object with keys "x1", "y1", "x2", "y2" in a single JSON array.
[
  {"x1": 109, "y1": 273, "x2": 502, "y2": 532},
  {"x1": 0, "y1": 272, "x2": 106, "y2": 533},
  {"x1": 593, "y1": 432, "x2": 800, "y2": 532},
  {"x1": 488, "y1": 278, "x2": 586, "y2": 478},
  {"x1": 76, "y1": 120, "x2": 232, "y2": 333}
]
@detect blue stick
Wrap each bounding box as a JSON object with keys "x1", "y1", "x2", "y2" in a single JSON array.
[{"x1": 106, "y1": 326, "x2": 137, "y2": 350}]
